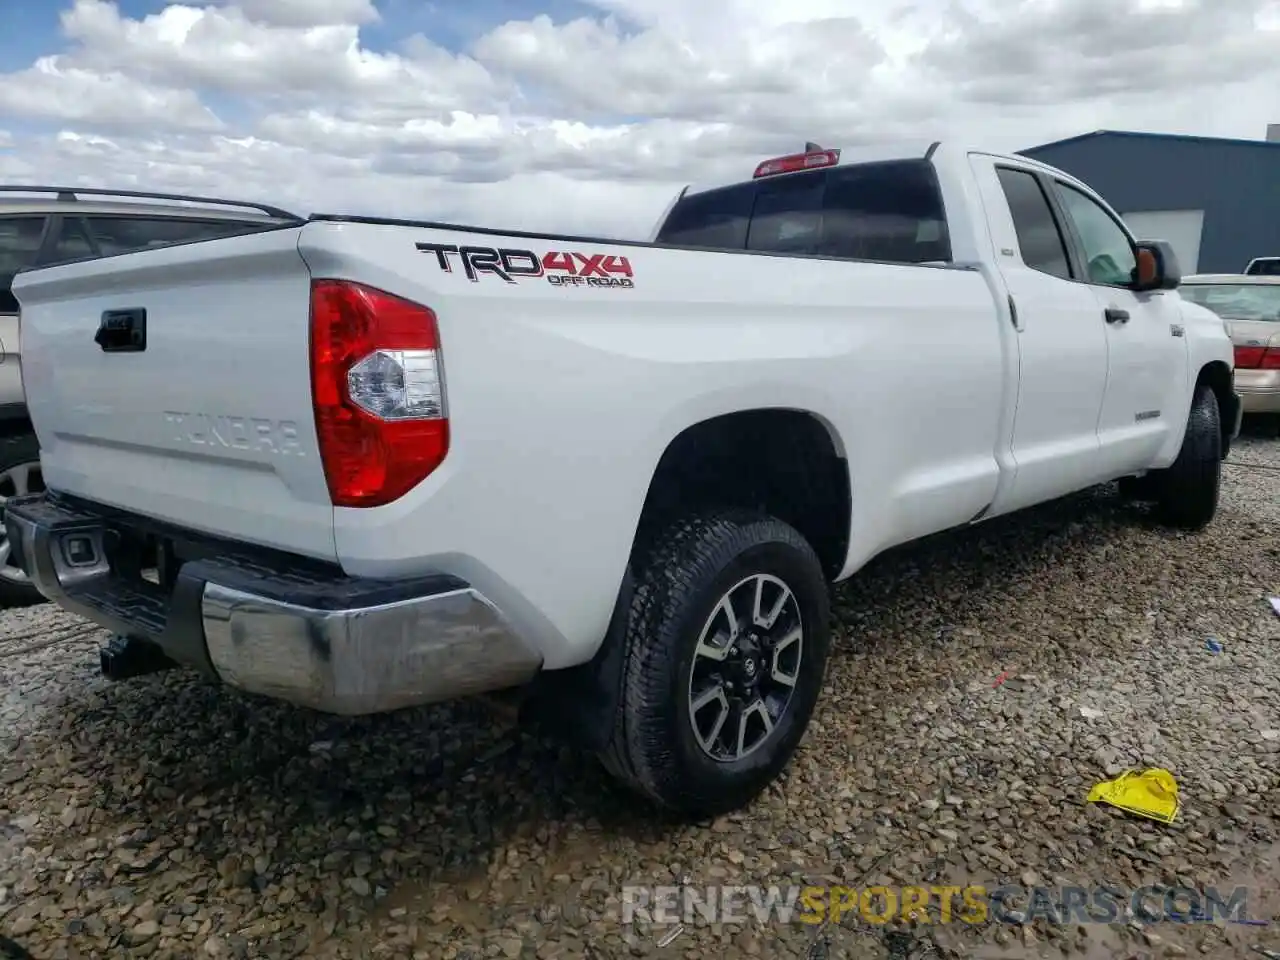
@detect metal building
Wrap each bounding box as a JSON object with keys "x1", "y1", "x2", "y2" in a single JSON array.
[{"x1": 1019, "y1": 127, "x2": 1280, "y2": 275}]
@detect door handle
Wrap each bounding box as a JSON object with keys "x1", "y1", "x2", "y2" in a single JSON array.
[
  {"x1": 1104, "y1": 306, "x2": 1130, "y2": 325},
  {"x1": 95, "y1": 308, "x2": 147, "y2": 353}
]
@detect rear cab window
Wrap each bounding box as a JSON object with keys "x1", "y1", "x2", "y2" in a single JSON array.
[
  {"x1": 656, "y1": 158, "x2": 952, "y2": 265},
  {"x1": 656, "y1": 187, "x2": 753, "y2": 250}
]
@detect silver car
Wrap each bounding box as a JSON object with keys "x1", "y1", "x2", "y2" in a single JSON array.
[{"x1": 1179, "y1": 273, "x2": 1280, "y2": 435}]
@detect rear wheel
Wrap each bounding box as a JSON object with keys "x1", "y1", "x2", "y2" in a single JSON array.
[
  {"x1": 1150, "y1": 385, "x2": 1221, "y2": 530},
  {"x1": 600, "y1": 509, "x2": 831, "y2": 818},
  {"x1": 0, "y1": 431, "x2": 46, "y2": 607}
]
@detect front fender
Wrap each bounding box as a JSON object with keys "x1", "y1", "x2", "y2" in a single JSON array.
[{"x1": 1149, "y1": 302, "x2": 1233, "y2": 462}]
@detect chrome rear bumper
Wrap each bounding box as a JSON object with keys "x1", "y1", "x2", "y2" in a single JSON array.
[
  {"x1": 201, "y1": 582, "x2": 540, "y2": 715},
  {"x1": 5, "y1": 493, "x2": 542, "y2": 715}
]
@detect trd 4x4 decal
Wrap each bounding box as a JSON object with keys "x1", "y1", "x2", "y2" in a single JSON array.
[{"x1": 416, "y1": 242, "x2": 635, "y2": 289}]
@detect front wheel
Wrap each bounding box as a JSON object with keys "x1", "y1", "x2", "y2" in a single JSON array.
[
  {"x1": 1151, "y1": 385, "x2": 1221, "y2": 530},
  {"x1": 600, "y1": 509, "x2": 831, "y2": 818}
]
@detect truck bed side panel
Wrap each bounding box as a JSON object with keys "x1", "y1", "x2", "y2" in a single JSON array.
[{"x1": 298, "y1": 222, "x2": 1007, "y2": 668}]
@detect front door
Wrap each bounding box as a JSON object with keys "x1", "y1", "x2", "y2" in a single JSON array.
[{"x1": 1048, "y1": 180, "x2": 1188, "y2": 476}]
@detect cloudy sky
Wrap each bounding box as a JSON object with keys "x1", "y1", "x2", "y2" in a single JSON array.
[{"x1": 1, "y1": 0, "x2": 1278, "y2": 238}]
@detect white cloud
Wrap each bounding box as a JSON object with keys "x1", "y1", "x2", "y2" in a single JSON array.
[
  {"x1": 0, "y1": 55, "x2": 222, "y2": 133},
  {"x1": 0, "y1": 0, "x2": 1278, "y2": 238},
  {"x1": 472, "y1": 13, "x2": 889, "y2": 128},
  {"x1": 213, "y1": 0, "x2": 379, "y2": 26},
  {"x1": 58, "y1": 0, "x2": 499, "y2": 109}
]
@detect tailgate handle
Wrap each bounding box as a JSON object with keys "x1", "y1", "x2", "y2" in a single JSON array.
[{"x1": 95, "y1": 308, "x2": 147, "y2": 353}]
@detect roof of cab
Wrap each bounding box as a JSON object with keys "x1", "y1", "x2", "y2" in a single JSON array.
[
  {"x1": 676, "y1": 139, "x2": 1083, "y2": 200},
  {"x1": 680, "y1": 140, "x2": 943, "y2": 198}
]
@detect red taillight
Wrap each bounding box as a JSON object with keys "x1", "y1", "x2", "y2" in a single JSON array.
[
  {"x1": 309, "y1": 279, "x2": 449, "y2": 508},
  {"x1": 753, "y1": 149, "x2": 841, "y2": 179},
  {"x1": 1235, "y1": 345, "x2": 1266, "y2": 368},
  {"x1": 1262, "y1": 347, "x2": 1280, "y2": 370}
]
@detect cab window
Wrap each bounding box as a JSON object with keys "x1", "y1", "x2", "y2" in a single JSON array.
[
  {"x1": 995, "y1": 167, "x2": 1073, "y2": 280},
  {"x1": 656, "y1": 159, "x2": 952, "y2": 265},
  {"x1": 1054, "y1": 183, "x2": 1136, "y2": 287}
]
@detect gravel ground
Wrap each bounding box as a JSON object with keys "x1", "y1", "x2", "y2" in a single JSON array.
[{"x1": 1, "y1": 429, "x2": 1278, "y2": 960}]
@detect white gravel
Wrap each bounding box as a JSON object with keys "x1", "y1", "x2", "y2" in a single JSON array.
[{"x1": 1, "y1": 430, "x2": 1278, "y2": 960}]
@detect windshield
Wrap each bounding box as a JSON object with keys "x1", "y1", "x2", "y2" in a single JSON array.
[{"x1": 1180, "y1": 283, "x2": 1280, "y2": 320}]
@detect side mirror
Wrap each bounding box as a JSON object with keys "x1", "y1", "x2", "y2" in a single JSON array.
[{"x1": 1133, "y1": 239, "x2": 1181, "y2": 292}]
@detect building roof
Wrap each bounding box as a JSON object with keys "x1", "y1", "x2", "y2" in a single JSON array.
[{"x1": 1023, "y1": 129, "x2": 1280, "y2": 154}]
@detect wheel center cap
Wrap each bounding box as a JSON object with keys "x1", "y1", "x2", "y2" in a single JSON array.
[{"x1": 743, "y1": 657, "x2": 757, "y2": 677}]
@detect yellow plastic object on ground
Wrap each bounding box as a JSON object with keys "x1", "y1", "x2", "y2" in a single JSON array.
[{"x1": 1086, "y1": 768, "x2": 1180, "y2": 824}]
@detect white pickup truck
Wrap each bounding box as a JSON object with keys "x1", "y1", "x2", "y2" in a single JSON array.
[{"x1": 6, "y1": 142, "x2": 1240, "y2": 817}]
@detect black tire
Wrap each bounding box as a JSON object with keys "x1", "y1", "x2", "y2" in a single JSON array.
[
  {"x1": 0, "y1": 431, "x2": 47, "y2": 607},
  {"x1": 1151, "y1": 385, "x2": 1221, "y2": 530},
  {"x1": 600, "y1": 509, "x2": 831, "y2": 818}
]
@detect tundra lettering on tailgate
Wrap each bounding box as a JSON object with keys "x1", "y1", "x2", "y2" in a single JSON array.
[
  {"x1": 165, "y1": 411, "x2": 306, "y2": 456},
  {"x1": 416, "y1": 242, "x2": 635, "y2": 289}
]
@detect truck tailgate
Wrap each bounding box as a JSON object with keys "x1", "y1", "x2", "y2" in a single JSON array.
[{"x1": 11, "y1": 225, "x2": 337, "y2": 562}]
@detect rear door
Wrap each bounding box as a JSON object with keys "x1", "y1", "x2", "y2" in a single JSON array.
[
  {"x1": 1047, "y1": 178, "x2": 1188, "y2": 474},
  {"x1": 11, "y1": 223, "x2": 336, "y2": 561},
  {"x1": 968, "y1": 155, "x2": 1111, "y2": 515},
  {"x1": 656, "y1": 158, "x2": 1009, "y2": 540}
]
